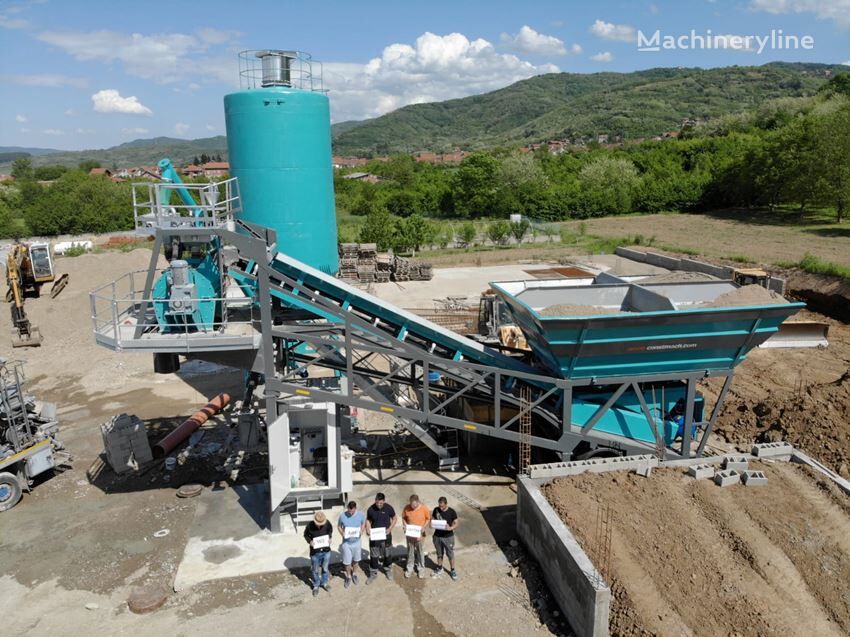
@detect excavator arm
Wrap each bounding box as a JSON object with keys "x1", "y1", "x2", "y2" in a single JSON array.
[{"x1": 5, "y1": 246, "x2": 43, "y2": 347}]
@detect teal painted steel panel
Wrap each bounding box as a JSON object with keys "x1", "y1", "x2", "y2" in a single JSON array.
[
  {"x1": 224, "y1": 87, "x2": 338, "y2": 274},
  {"x1": 491, "y1": 280, "x2": 805, "y2": 379}
]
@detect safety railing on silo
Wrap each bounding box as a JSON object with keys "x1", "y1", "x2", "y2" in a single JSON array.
[
  {"x1": 131, "y1": 177, "x2": 241, "y2": 234},
  {"x1": 238, "y1": 50, "x2": 324, "y2": 92}
]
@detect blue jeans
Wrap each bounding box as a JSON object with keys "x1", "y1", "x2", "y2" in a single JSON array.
[{"x1": 311, "y1": 551, "x2": 331, "y2": 588}]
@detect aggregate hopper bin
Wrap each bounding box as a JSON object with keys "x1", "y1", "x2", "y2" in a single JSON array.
[{"x1": 490, "y1": 278, "x2": 804, "y2": 380}]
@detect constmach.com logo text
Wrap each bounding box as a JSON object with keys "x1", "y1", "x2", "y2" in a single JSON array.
[{"x1": 645, "y1": 343, "x2": 698, "y2": 351}]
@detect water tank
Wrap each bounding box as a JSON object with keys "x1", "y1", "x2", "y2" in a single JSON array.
[{"x1": 224, "y1": 50, "x2": 338, "y2": 274}]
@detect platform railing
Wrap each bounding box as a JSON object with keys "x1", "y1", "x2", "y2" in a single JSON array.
[
  {"x1": 89, "y1": 270, "x2": 259, "y2": 351},
  {"x1": 132, "y1": 178, "x2": 241, "y2": 234}
]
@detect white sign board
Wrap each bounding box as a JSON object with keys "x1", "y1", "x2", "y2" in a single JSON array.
[
  {"x1": 344, "y1": 526, "x2": 361, "y2": 540},
  {"x1": 370, "y1": 527, "x2": 387, "y2": 542},
  {"x1": 431, "y1": 519, "x2": 448, "y2": 530},
  {"x1": 405, "y1": 524, "x2": 422, "y2": 538},
  {"x1": 312, "y1": 534, "x2": 330, "y2": 549}
]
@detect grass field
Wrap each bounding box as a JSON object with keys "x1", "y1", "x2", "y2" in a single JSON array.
[{"x1": 343, "y1": 209, "x2": 848, "y2": 273}]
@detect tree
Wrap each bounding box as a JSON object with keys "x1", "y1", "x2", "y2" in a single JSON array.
[
  {"x1": 815, "y1": 105, "x2": 850, "y2": 222},
  {"x1": 359, "y1": 209, "x2": 396, "y2": 250},
  {"x1": 78, "y1": 159, "x2": 101, "y2": 173},
  {"x1": 384, "y1": 189, "x2": 419, "y2": 217},
  {"x1": 451, "y1": 153, "x2": 500, "y2": 217},
  {"x1": 394, "y1": 213, "x2": 429, "y2": 253},
  {"x1": 193, "y1": 156, "x2": 200, "y2": 165},
  {"x1": 456, "y1": 222, "x2": 476, "y2": 248},
  {"x1": 33, "y1": 165, "x2": 68, "y2": 181},
  {"x1": 486, "y1": 220, "x2": 511, "y2": 246},
  {"x1": 509, "y1": 218, "x2": 530, "y2": 244},
  {"x1": 11, "y1": 157, "x2": 33, "y2": 180},
  {"x1": 577, "y1": 156, "x2": 639, "y2": 215}
]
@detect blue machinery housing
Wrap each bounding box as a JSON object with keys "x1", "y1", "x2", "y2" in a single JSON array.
[{"x1": 90, "y1": 48, "x2": 804, "y2": 481}]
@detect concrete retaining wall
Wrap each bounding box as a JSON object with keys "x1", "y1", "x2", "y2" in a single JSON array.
[{"x1": 516, "y1": 477, "x2": 610, "y2": 637}]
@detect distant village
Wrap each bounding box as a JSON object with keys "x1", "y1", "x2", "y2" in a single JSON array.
[{"x1": 1, "y1": 120, "x2": 692, "y2": 184}]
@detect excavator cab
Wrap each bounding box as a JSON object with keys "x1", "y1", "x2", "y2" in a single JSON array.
[{"x1": 27, "y1": 243, "x2": 55, "y2": 284}]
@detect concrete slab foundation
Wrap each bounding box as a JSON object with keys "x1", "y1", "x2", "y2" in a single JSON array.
[{"x1": 517, "y1": 477, "x2": 610, "y2": 637}]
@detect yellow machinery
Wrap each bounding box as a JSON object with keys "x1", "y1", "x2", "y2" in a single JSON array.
[{"x1": 5, "y1": 242, "x2": 55, "y2": 347}]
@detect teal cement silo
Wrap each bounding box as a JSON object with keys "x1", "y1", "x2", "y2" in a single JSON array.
[{"x1": 224, "y1": 50, "x2": 338, "y2": 274}]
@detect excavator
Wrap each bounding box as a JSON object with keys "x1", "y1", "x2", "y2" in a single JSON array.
[{"x1": 5, "y1": 242, "x2": 64, "y2": 347}]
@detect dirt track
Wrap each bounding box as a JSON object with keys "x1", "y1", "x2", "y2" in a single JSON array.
[{"x1": 544, "y1": 463, "x2": 850, "y2": 637}]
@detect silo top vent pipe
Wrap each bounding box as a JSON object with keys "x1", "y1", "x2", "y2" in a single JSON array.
[{"x1": 255, "y1": 50, "x2": 295, "y2": 87}]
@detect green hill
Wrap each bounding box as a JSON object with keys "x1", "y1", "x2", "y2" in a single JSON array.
[
  {"x1": 0, "y1": 136, "x2": 228, "y2": 173},
  {"x1": 331, "y1": 62, "x2": 844, "y2": 155}
]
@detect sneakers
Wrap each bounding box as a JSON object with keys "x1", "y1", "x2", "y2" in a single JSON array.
[
  {"x1": 385, "y1": 568, "x2": 393, "y2": 581},
  {"x1": 312, "y1": 587, "x2": 319, "y2": 597},
  {"x1": 366, "y1": 573, "x2": 377, "y2": 585},
  {"x1": 344, "y1": 578, "x2": 351, "y2": 589},
  {"x1": 417, "y1": 570, "x2": 425, "y2": 579},
  {"x1": 431, "y1": 568, "x2": 443, "y2": 578},
  {"x1": 404, "y1": 570, "x2": 411, "y2": 579},
  {"x1": 322, "y1": 584, "x2": 331, "y2": 593},
  {"x1": 450, "y1": 569, "x2": 459, "y2": 581},
  {"x1": 352, "y1": 574, "x2": 359, "y2": 585}
]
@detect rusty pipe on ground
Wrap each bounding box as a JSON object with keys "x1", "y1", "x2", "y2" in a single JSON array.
[{"x1": 153, "y1": 393, "x2": 230, "y2": 459}]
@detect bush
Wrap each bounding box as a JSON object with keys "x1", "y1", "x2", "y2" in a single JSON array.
[
  {"x1": 486, "y1": 220, "x2": 511, "y2": 246},
  {"x1": 456, "y1": 222, "x2": 476, "y2": 248}
]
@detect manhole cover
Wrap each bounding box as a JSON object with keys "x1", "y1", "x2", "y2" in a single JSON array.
[
  {"x1": 176, "y1": 483, "x2": 204, "y2": 498},
  {"x1": 127, "y1": 585, "x2": 169, "y2": 614}
]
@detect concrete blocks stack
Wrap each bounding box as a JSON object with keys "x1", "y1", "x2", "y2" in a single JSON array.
[
  {"x1": 722, "y1": 456, "x2": 750, "y2": 471},
  {"x1": 741, "y1": 470, "x2": 768, "y2": 486},
  {"x1": 687, "y1": 464, "x2": 715, "y2": 480},
  {"x1": 751, "y1": 442, "x2": 794, "y2": 459},
  {"x1": 527, "y1": 454, "x2": 657, "y2": 479},
  {"x1": 714, "y1": 469, "x2": 741, "y2": 487},
  {"x1": 101, "y1": 413, "x2": 153, "y2": 474}
]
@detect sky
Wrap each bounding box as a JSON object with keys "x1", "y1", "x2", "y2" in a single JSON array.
[{"x1": 1, "y1": 0, "x2": 848, "y2": 151}]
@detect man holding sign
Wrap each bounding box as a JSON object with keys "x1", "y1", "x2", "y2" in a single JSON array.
[
  {"x1": 365, "y1": 492, "x2": 397, "y2": 583},
  {"x1": 431, "y1": 496, "x2": 460, "y2": 580},
  {"x1": 337, "y1": 501, "x2": 365, "y2": 589},
  {"x1": 402, "y1": 494, "x2": 431, "y2": 579},
  {"x1": 303, "y1": 511, "x2": 334, "y2": 597}
]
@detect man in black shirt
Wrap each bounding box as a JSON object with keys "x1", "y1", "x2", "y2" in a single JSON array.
[
  {"x1": 431, "y1": 496, "x2": 459, "y2": 580},
  {"x1": 303, "y1": 511, "x2": 334, "y2": 596},
  {"x1": 365, "y1": 492, "x2": 397, "y2": 583}
]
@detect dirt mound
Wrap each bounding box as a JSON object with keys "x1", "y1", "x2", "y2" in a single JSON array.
[
  {"x1": 643, "y1": 271, "x2": 718, "y2": 283},
  {"x1": 701, "y1": 284, "x2": 786, "y2": 308},
  {"x1": 714, "y1": 371, "x2": 850, "y2": 478},
  {"x1": 539, "y1": 304, "x2": 629, "y2": 317},
  {"x1": 543, "y1": 464, "x2": 850, "y2": 637}
]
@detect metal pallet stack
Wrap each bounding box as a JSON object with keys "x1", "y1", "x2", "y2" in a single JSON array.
[
  {"x1": 375, "y1": 253, "x2": 392, "y2": 283},
  {"x1": 338, "y1": 243, "x2": 359, "y2": 280},
  {"x1": 412, "y1": 262, "x2": 433, "y2": 281},
  {"x1": 392, "y1": 255, "x2": 411, "y2": 282}
]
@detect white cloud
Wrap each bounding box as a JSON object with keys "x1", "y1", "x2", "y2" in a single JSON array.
[
  {"x1": 19, "y1": 127, "x2": 30, "y2": 133},
  {"x1": 76, "y1": 128, "x2": 95, "y2": 135},
  {"x1": 569, "y1": 43, "x2": 583, "y2": 54},
  {"x1": 324, "y1": 31, "x2": 559, "y2": 123},
  {"x1": 591, "y1": 51, "x2": 614, "y2": 62},
  {"x1": 844, "y1": 60, "x2": 850, "y2": 65},
  {"x1": 649, "y1": 3, "x2": 660, "y2": 14},
  {"x1": 42, "y1": 128, "x2": 65, "y2": 136},
  {"x1": 92, "y1": 89, "x2": 152, "y2": 115},
  {"x1": 122, "y1": 127, "x2": 149, "y2": 135},
  {"x1": 500, "y1": 25, "x2": 569, "y2": 56},
  {"x1": 751, "y1": 0, "x2": 850, "y2": 27},
  {"x1": 64, "y1": 109, "x2": 76, "y2": 116},
  {"x1": 15, "y1": 114, "x2": 27, "y2": 123},
  {"x1": 0, "y1": 14, "x2": 28, "y2": 29},
  {"x1": 1, "y1": 74, "x2": 88, "y2": 88},
  {"x1": 174, "y1": 122, "x2": 190, "y2": 136},
  {"x1": 206, "y1": 124, "x2": 217, "y2": 131},
  {"x1": 590, "y1": 19, "x2": 637, "y2": 42},
  {"x1": 37, "y1": 28, "x2": 239, "y2": 84}
]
